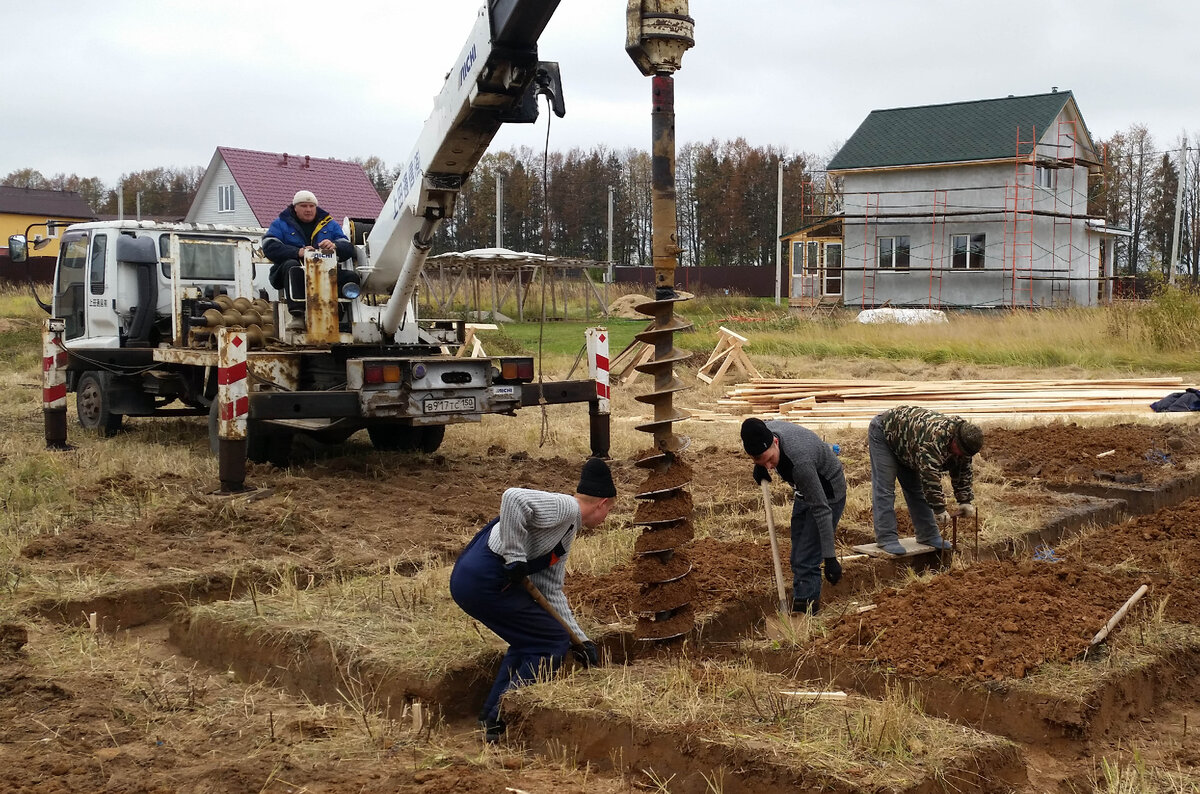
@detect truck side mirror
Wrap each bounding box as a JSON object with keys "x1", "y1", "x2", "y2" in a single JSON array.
[
  {"x1": 7, "y1": 235, "x2": 27, "y2": 263},
  {"x1": 115, "y1": 235, "x2": 159, "y2": 264}
]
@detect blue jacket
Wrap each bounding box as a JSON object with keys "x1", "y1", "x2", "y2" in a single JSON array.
[{"x1": 262, "y1": 205, "x2": 354, "y2": 266}]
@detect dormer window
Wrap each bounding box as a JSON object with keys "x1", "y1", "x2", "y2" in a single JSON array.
[{"x1": 218, "y1": 184, "x2": 236, "y2": 212}]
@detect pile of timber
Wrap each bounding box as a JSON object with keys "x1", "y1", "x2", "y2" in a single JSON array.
[{"x1": 715, "y1": 377, "x2": 1186, "y2": 426}]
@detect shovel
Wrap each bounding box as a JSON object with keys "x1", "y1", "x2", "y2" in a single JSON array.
[
  {"x1": 760, "y1": 480, "x2": 790, "y2": 614},
  {"x1": 522, "y1": 578, "x2": 585, "y2": 645}
]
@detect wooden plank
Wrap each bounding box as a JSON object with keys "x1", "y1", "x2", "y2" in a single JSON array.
[{"x1": 852, "y1": 537, "x2": 940, "y2": 558}]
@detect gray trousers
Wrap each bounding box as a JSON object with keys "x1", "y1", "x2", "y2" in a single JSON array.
[{"x1": 868, "y1": 416, "x2": 941, "y2": 546}]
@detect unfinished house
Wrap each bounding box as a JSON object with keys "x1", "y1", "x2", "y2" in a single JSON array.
[{"x1": 807, "y1": 90, "x2": 1120, "y2": 310}]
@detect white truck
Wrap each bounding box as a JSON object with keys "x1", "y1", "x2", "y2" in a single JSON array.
[{"x1": 10, "y1": 0, "x2": 605, "y2": 466}]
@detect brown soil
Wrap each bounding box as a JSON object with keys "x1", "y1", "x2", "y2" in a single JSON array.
[
  {"x1": 633, "y1": 490, "x2": 693, "y2": 524},
  {"x1": 984, "y1": 421, "x2": 1200, "y2": 484},
  {"x1": 8, "y1": 420, "x2": 1200, "y2": 791},
  {"x1": 816, "y1": 558, "x2": 1140, "y2": 680}
]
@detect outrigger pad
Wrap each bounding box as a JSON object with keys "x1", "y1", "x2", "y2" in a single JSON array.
[{"x1": 851, "y1": 537, "x2": 941, "y2": 559}]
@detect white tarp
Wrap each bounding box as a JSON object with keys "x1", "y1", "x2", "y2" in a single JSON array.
[{"x1": 856, "y1": 308, "x2": 948, "y2": 325}]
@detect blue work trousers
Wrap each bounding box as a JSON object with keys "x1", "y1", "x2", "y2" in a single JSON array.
[
  {"x1": 790, "y1": 493, "x2": 846, "y2": 603},
  {"x1": 449, "y1": 521, "x2": 569, "y2": 723}
]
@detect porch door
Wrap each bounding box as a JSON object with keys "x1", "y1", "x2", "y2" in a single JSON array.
[{"x1": 823, "y1": 242, "x2": 842, "y2": 297}]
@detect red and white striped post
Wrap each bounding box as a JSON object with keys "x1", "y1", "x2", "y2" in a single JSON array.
[
  {"x1": 586, "y1": 326, "x2": 611, "y2": 459},
  {"x1": 42, "y1": 318, "x2": 70, "y2": 450},
  {"x1": 216, "y1": 327, "x2": 249, "y2": 493}
]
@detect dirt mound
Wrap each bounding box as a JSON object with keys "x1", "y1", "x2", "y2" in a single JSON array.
[
  {"x1": 608, "y1": 294, "x2": 651, "y2": 319},
  {"x1": 985, "y1": 422, "x2": 1200, "y2": 484},
  {"x1": 815, "y1": 558, "x2": 1139, "y2": 680}
]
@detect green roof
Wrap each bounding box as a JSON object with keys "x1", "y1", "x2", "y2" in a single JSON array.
[{"x1": 827, "y1": 91, "x2": 1080, "y2": 171}]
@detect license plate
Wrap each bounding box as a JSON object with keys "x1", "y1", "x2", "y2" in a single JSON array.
[{"x1": 423, "y1": 396, "x2": 476, "y2": 414}]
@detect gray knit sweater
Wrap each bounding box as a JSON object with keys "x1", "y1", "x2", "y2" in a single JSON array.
[
  {"x1": 765, "y1": 420, "x2": 846, "y2": 558},
  {"x1": 487, "y1": 488, "x2": 587, "y2": 643}
]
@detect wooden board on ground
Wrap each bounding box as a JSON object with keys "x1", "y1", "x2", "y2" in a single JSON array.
[{"x1": 852, "y1": 537, "x2": 940, "y2": 559}]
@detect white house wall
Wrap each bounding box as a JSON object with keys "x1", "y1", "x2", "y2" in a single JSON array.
[
  {"x1": 187, "y1": 159, "x2": 259, "y2": 227},
  {"x1": 839, "y1": 154, "x2": 1097, "y2": 307}
]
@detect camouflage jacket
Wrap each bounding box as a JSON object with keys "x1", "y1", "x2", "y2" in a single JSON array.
[{"x1": 879, "y1": 405, "x2": 974, "y2": 513}]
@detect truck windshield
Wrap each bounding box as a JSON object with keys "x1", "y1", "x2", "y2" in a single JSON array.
[{"x1": 55, "y1": 232, "x2": 89, "y2": 340}]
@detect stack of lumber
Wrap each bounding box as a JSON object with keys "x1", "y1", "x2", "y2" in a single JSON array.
[{"x1": 714, "y1": 377, "x2": 1186, "y2": 426}]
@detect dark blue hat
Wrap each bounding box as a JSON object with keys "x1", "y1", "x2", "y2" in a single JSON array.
[{"x1": 577, "y1": 457, "x2": 616, "y2": 498}]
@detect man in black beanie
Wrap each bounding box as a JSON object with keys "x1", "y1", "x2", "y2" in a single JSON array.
[
  {"x1": 741, "y1": 417, "x2": 846, "y2": 615},
  {"x1": 450, "y1": 457, "x2": 616, "y2": 742}
]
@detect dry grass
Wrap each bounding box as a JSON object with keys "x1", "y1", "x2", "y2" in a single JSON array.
[{"x1": 507, "y1": 655, "x2": 1012, "y2": 788}]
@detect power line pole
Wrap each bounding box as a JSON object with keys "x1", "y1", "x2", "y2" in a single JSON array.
[
  {"x1": 775, "y1": 159, "x2": 783, "y2": 305},
  {"x1": 1170, "y1": 142, "x2": 1188, "y2": 285},
  {"x1": 495, "y1": 172, "x2": 504, "y2": 249}
]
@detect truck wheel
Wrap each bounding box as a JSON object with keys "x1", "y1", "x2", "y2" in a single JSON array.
[
  {"x1": 77, "y1": 371, "x2": 123, "y2": 436},
  {"x1": 367, "y1": 424, "x2": 445, "y2": 453},
  {"x1": 246, "y1": 421, "x2": 293, "y2": 468},
  {"x1": 419, "y1": 425, "x2": 445, "y2": 453},
  {"x1": 367, "y1": 424, "x2": 417, "y2": 451}
]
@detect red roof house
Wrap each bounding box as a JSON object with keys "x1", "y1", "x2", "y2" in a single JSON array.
[{"x1": 185, "y1": 146, "x2": 384, "y2": 228}]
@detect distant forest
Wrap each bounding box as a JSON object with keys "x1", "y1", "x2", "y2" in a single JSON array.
[{"x1": 5, "y1": 124, "x2": 1198, "y2": 282}]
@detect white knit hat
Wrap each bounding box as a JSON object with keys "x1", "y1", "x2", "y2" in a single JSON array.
[{"x1": 292, "y1": 189, "x2": 317, "y2": 206}]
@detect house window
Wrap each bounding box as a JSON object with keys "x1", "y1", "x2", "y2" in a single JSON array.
[
  {"x1": 806, "y1": 241, "x2": 820, "y2": 275},
  {"x1": 43, "y1": 220, "x2": 60, "y2": 239},
  {"x1": 218, "y1": 184, "x2": 236, "y2": 212},
  {"x1": 791, "y1": 241, "x2": 804, "y2": 276},
  {"x1": 1034, "y1": 166, "x2": 1055, "y2": 189},
  {"x1": 951, "y1": 234, "x2": 986, "y2": 269},
  {"x1": 878, "y1": 236, "x2": 910, "y2": 270}
]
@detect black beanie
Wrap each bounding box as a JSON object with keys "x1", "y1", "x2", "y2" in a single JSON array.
[
  {"x1": 741, "y1": 417, "x2": 774, "y2": 456},
  {"x1": 577, "y1": 457, "x2": 616, "y2": 498}
]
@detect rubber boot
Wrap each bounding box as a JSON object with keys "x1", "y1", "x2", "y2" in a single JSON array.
[
  {"x1": 791, "y1": 597, "x2": 819, "y2": 615},
  {"x1": 876, "y1": 537, "x2": 906, "y2": 555},
  {"x1": 478, "y1": 716, "x2": 506, "y2": 743}
]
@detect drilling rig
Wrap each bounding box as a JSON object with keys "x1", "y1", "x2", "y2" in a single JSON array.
[{"x1": 625, "y1": 0, "x2": 696, "y2": 643}]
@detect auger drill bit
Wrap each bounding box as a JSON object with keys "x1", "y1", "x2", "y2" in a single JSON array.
[{"x1": 626, "y1": 0, "x2": 695, "y2": 643}]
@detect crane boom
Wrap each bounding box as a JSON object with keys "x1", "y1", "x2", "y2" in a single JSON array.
[{"x1": 362, "y1": 1, "x2": 565, "y2": 336}]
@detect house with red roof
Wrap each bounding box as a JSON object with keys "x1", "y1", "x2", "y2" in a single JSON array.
[{"x1": 185, "y1": 147, "x2": 384, "y2": 228}]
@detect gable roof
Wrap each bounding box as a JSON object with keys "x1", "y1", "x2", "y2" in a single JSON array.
[
  {"x1": 212, "y1": 146, "x2": 384, "y2": 226},
  {"x1": 0, "y1": 186, "x2": 94, "y2": 218},
  {"x1": 827, "y1": 91, "x2": 1089, "y2": 171}
]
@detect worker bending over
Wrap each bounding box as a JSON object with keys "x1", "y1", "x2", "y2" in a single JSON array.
[
  {"x1": 450, "y1": 458, "x2": 614, "y2": 743},
  {"x1": 869, "y1": 405, "x2": 982, "y2": 555},
  {"x1": 741, "y1": 418, "x2": 846, "y2": 615}
]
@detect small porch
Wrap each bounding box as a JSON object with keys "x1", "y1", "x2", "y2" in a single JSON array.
[{"x1": 782, "y1": 216, "x2": 844, "y2": 315}]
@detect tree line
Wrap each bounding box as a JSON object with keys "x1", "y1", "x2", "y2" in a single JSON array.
[{"x1": 5, "y1": 122, "x2": 1196, "y2": 282}]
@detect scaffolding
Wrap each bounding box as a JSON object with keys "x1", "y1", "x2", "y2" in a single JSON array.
[
  {"x1": 928, "y1": 188, "x2": 948, "y2": 308},
  {"x1": 860, "y1": 191, "x2": 880, "y2": 307},
  {"x1": 1002, "y1": 125, "x2": 1037, "y2": 308},
  {"x1": 1049, "y1": 117, "x2": 1081, "y2": 307}
]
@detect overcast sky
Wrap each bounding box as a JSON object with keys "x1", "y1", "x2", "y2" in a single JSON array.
[{"x1": 5, "y1": 0, "x2": 1195, "y2": 187}]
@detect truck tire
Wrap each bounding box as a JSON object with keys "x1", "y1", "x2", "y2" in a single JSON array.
[
  {"x1": 367, "y1": 424, "x2": 445, "y2": 453},
  {"x1": 246, "y1": 421, "x2": 293, "y2": 468},
  {"x1": 76, "y1": 371, "x2": 123, "y2": 436}
]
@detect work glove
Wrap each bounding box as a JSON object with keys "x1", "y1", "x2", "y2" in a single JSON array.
[
  {"x1": 503, "y1": 560, "x2": 529, "y2": 586},
  {"x1": 934, "y1": 511, "x2": 951, "y2": 527},
  {"x1": 955, "y1": 503, "x2": 976, "y2": 518},
  {"x1": 571, "y1": 640, "x2": 600, "y2": 668},
  {"x1": 752, "y1": 465, "x2": 772, "y2": 485},
  {"x1": 823, "y1": 557, "x2": 842, "y2": 585}
]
